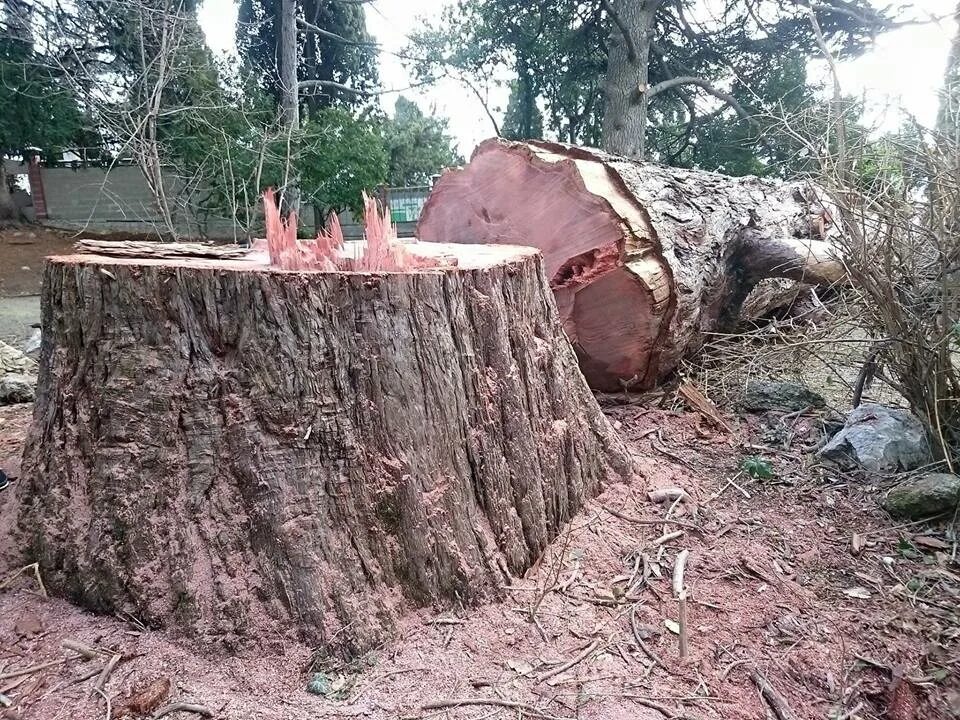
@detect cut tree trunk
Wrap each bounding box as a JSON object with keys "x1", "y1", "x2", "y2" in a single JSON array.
[
  {"x1": 417, "y1": 139, "x2": 845, "y2": 391},
  {"x1": 18, "y1": 241, "x2": 635, "y2": 656}
]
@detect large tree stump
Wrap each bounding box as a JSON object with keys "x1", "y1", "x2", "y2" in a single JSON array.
[
  {"x1": 418, "y1": 140, "x2": 845, "y2": 391},
  {"x1": 18, "y1": 241, "x2": 634, "y2": 655}
]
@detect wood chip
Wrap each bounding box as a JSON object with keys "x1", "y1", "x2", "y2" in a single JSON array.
[{"x1": 115, "y1": 677, "x2": 171, "y2": 718}]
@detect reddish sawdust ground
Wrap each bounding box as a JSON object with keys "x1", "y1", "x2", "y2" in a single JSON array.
[
  {"x1": 0, "y1": 399, "x2": 958, "y2": 720},
  {"x1": 0, "y1": 227, "x2": 76, "y2": 297}
]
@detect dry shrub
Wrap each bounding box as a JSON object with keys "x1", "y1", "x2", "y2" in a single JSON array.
[{"x1": 800, "y1": 118, "x2": 960, "y2": 464}]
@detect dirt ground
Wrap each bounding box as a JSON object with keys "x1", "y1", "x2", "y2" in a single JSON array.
[
  {"x1": 0, "y1": 227, "x2": 957, "y2": 719},
  {"x1": 1, "y1": 396, "x2": 957, "y2": 720}
]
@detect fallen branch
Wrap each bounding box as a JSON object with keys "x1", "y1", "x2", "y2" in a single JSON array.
[
  {"x1": 152, "y1": 702, "x2": 214, "y2": 719},
  {"x1": 751, "y1": 669, "x2": 799, "y2": 720},
  {"x1": 90, "y1": 653, "x2": 121, "y2": 698},
  {"x1": 0, "y1": 659, "x2": 65, "y2": 680},
  {"x1": 347, "y1": 666, "x2": 427, "y2": 704},
  {"x1": 422, "y1": 697, "x2": 560, "y2": 719},
  {"x1": 652, "y1": 530, "x2": 684, "y2": 547},
  {"x1": 0, "y1": 563, "x2": 48, "y2": 597},
  {"x1": 92, "y1": 687, "x2": 111, "y2": 720},
  {"x1": 631, "y1": 607, "x2": 668, "y2": 671},
  {"x1": 537, "y1": 639, "x2": 602, "y2": 684},
  {"x1": 62, "y1": 639, "x2": 106, "y2": 660},
  {"x1": 623, "y1": 695, "x2": 684, "y2": 718},
  {"x1": 601, "y1": 505, "x2": 700, "y2": 530}
]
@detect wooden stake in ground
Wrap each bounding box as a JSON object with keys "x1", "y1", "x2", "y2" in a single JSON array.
[
  {"x1": 418, "y1": 139, "x2": 845, "y2": 390},
  {"x1": 18, "y1": 238, "x2": 635, "y2": 656}
]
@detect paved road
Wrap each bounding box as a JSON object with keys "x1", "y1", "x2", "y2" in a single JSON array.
[{"x1": 0, "y1": 296, "x2": 40, "y2": 349}]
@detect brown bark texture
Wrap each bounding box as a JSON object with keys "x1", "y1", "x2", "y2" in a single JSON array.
[
  {"x1": 17, "y1": 241, "x2": 635, "y2": 656},
  {"x1": 417, "y1": 139, "x2": 845, "y2": 391}
]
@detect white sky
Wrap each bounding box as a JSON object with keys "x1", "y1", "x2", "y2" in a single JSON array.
[{"x1": 197, "y1": 0, "x2": 958, "y2": 157}]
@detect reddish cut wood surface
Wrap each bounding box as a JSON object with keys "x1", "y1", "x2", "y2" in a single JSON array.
[{"x1": 419, "y1": 139, "x2": 845, "y2": 391}]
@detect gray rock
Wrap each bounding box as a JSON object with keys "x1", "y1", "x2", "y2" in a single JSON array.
[
  {"x1": 1, "y1": 339, "x2": 37, "y2": 375},
  {"x1": 0, "y1": 372, "x2": 36, "y2": 404},
  {"x1": 743, "y1": 380, "x2": 826, "y2": 412},
  {"x1": 818, "y1": 403, "x2": 931, "y2": 472},
  {"x1": 0, "y1": 340, "x2": 37, "y2": 404},
  {"x1": 883, "y1": 473, "x2": 960, "y2": 518}
]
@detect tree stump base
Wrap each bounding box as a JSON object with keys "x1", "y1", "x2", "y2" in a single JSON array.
[{"x1": 19, "y1": 241, "x2": 634, "y2": 655}]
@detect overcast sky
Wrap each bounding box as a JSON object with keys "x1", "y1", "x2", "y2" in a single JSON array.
[{"x1": 197, "y1": 0, "x2": 958, "y2": 157}]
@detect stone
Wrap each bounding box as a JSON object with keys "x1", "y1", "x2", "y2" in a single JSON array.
[
  {"x1": 0, "y1": 340, "x2": 37, "y2": 375},
  {"x1": 742, "y1": 380, "x2": 826, "y2": 412},
  {"x1": 0, "y1": 373, "x2": 36, "y2": 404},
  {"x1": 818, "y1": 403, "x2": 931, "y2": 473},
  {"x1": 0, "y1": 340, "x2": 37, "y2": 405},
  {"x1": 883, "y1": 473, "x2": 960, "y2": 519}
]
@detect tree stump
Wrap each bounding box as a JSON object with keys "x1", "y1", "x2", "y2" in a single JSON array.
[
  {"x1": 18, "y1": 241, "x2": 634, "y2": 655},
  {"x1": 418, "y1": 139, "x2": 846, "y2": 391}
]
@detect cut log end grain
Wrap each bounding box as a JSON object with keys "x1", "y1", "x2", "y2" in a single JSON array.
[
  {"x1": 18, "y1": 240, "x2": 636, "y2": 658},
  {"x1": 418, "y1": 139, "x2": 846, "y2": 391}
]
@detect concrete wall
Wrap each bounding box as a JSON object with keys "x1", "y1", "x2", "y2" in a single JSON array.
[{"x1": 30, "y1": 164, "x2": 429, "y2": 240}]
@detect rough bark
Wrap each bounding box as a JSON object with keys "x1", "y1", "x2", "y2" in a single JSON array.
[
  {"x1": 600, "y1": 0, "x2": 659, "y2": 159},
  {"x1": 417, "y1": 139, "x2": 845, "y2": 391},
  {"x1": 0, "y1": 161, "x2": 19, "y2": 223},
  {"x1": 279, "y1": 0, "x2": 300, "y2": 213},
  {"x1": 18, "y1": 241, "x2": 635, "y2": 656}
]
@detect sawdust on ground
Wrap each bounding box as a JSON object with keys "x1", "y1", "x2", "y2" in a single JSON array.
[{"x1": 0, "y1": 400, "x2": 957, "y2": 720}]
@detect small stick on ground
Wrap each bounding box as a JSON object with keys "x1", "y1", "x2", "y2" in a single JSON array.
[
  {"x1": 92, "y1": 687, "x2": 111, "y2": 720},
  {"x1": 631, "y1": 607, "x2": 668, "y2": 671},
  {"x1": 751, "y1": 669, "x2": 799, "y2": 720},
  {"x1": 673, "y1": 550, "x2": 690, "y2": 660},
  {"x1": 62, "y1": 639, "x2": 106, "y2": 660},
  {"x1": 624, "y1": 695, "x2": 683, "y2": 718},
  {"x1": 537, "y1": 639, "x2": 602, "y2": 684},
  {"x1": 0, "y1": 563, "x2": 48, "y2": 597},
  {"x1": 152, "y1": 702, "x2": 214, "y2": 718},
  {"x1": 0, "y1": 659, "x2": 66, "y2": 680},
  {"x1": 90, "y1": 653, "x2": 121, "y2": 698},
  {"x1": 601, "y1": 505, "x2": 700, "y2": 530},
  {"x1": 652, "y1": 530, "x2": 684, "y2": 547},
  {"x1": 422, "y1": 697, "x2": 557, "y2": 719}
]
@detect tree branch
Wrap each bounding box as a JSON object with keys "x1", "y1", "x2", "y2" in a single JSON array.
[
  {"x1": 296, "y1": 18, "x2": 378, "y2": 47},
  {"x1": 599, "y1": 0, "x2": 637, "y2": 64},
  {"x1": 647, "y1": 76, "x2": 756, "y2": 125}
]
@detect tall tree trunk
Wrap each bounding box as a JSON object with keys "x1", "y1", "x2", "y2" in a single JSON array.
[
  {"x1": 938, "y1": 1, "x2": 960, "y2": 141},
  {"x1": 418, "y1": 139, "x2": 845, "y2": 391},
  {"x1": 0, "y1": 160, "x2": 19, "y2": 224},
  {"x1": 279, "y1": 0, "x2": 300, "y2": 213},
  {"x1": 601, "y1": 1, "x2": 659, "y2": 160}
]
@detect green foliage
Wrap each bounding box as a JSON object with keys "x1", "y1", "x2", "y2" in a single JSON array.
[
  {"x1": 381, "y1": 97, "x2": 461, "y2": 186},
  {"x1": 299, "y1": 108, "x2": 387, "y2": 218},
  {"x1": 739, "y1": 456, "x2": 774, "y2": 480},
  {"x1": 165, "y1": 70, "x2": 387, "y2": 228},
  {"x1": 501, "y1": 81, "x2": 543, "y2": 141},
  {"x1": 0, "y1": 29, "x2": 84, "y2": 160},
  {"x1": 237, "y1": 0, "x2": 379, "y2": 113},
  {"x1": 410, "y1": 0, "x2": 895, "y2": 165}
]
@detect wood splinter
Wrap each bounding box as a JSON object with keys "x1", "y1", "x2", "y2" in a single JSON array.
[{"x1": 672, "y1": 550, "x2": 690, "y2": 660}]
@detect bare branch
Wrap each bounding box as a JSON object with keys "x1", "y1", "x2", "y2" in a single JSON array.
[
  {"x1": 296, "y1": 17, "x2": 378, "y2": 47},
  {"x1": 647, "y1": 76, "x2": 756, "y2": 125}
]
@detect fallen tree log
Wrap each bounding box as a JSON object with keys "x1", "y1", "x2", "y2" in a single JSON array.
[
  {"x1": 18, "y1": 240, "x2": 634, "y2": 655},
  {"x1": 418, "y1": 139, "x2": 845, "y2": 391}
]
